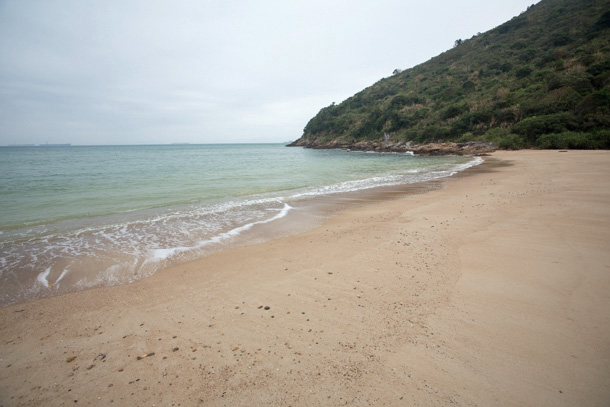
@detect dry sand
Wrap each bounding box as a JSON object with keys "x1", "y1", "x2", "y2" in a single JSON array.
[{"x1": 1, "y1": 150, "x2": 609, "y2": 406}]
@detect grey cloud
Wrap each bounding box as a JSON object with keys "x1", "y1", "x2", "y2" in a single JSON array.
[{"x1": 0, "y1": 0, "x2": 539, "y2": 145}]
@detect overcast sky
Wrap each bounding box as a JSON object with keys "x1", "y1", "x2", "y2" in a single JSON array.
[{"x1": 0, "y1": 0, "x2": 539, "y2": 145}]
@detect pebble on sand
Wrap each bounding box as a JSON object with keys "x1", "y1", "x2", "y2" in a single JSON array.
[{"x1": 137, "y1": 352, "x2": 155, "y2": 360}]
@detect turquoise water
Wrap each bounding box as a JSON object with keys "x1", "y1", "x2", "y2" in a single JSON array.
[{"x1": 0, "y1": 144, "x2": 480, "y2": 305}]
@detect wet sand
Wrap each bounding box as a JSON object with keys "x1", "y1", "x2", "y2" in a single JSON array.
[{"x1": 1, "y1": 150, "x2": 609, "y2": 406}]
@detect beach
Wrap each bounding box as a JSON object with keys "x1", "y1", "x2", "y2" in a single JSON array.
[
  {"x1": 1, "y1": 149, "x2": 609, "y2": 406},
  {"x1": 0, "y1": 144, "x2": 478, "y2": 307}
]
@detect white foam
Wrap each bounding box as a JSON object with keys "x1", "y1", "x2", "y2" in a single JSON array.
[
  {"x1": 141, "y1": 203, "x2": 293, "y2": 270},
  {"x1": 55, "y1": 269, "x2": 69, "y2": 286},
  {"x1": 149, "y1": 246, "x2": 189, "y2": 260},
  {"x1": 37, "y1": 267, "x2": 51, "y2": 287},
  {"x1": 203, "y1": 203, "x2": 292, "y2": 244}
]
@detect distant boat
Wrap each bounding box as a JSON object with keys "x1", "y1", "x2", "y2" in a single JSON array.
[{"x1": 39, "y1": 143, "x2": 71, "y2": 147}]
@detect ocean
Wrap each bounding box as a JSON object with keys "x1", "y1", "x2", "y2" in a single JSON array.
[{"x1": 0, "y1": 144, "x2": 481, "y2": 306}]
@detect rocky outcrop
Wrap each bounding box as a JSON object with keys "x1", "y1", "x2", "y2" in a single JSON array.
[
  {"x1": 404, "y1": 141, "x2": 497, "y2": 156},
  {"x1": 287, "y1": 139, "x2": 496, "y2": 156}
]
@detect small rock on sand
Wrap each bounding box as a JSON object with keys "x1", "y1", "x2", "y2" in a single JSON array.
[{"x1": 136, "y1": 352, "x2": 155, "y2": 360}]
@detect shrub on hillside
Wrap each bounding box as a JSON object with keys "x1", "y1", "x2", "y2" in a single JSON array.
[
  {"x1": 498, "y1": 134, "x2": 527, "y2": 149},
  {"x1": 536, "y1": 132, "x2": 602, "y2": 149},
  {"x1": 441, "y1": 104, "x2": 469, "y2": 120},
  {"x1": 516, "y1": 66, "x2": 534, "y2": 79},
  {"x1": 512, "y1": 113, "x2": 577, "y2": 142}
]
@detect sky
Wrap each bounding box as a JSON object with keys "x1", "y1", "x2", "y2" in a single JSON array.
[{"x1": 0, "y1": 0, "x2": 539, "y2": 146}]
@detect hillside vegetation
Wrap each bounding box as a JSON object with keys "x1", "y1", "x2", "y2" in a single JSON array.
[{"x1": 291, "y1": 0, "x2": 610, "y2": 150}]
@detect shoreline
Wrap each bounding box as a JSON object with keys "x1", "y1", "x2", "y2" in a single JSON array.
[
  {"x1": 0, "y1": 153, "x2": 482, "y2": 307},
  {"x1": 1, "y1": 150, "x2": 609, "y2": 406}
]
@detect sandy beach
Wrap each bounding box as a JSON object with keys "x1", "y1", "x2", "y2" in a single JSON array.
[{"x1": 1, "y1": 150, "x2": 609, "y2": 406}]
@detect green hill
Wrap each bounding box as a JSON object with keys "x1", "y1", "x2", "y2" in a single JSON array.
[{"x1": 290, "y1": 0, "x2": 610, "y2": 150}]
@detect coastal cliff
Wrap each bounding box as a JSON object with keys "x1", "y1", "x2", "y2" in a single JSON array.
[{"x1": 290, "y1": 0, "x2": 610, "y2": 151}]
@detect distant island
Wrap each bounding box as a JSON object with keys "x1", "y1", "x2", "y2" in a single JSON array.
[
  {"x1": 290, "y1": 0, "x2": 610, "y2": 151},
  {"x1": 7, "y1": 143, "x2": 71, "y2": 147}
]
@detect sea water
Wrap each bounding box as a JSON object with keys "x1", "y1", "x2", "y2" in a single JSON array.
[{"x1": 0, "y1": 144, "x2": 481, "y2": 305}]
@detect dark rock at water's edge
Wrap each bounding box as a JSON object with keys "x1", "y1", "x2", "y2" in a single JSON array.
[{"x1": 286, "y1": 140, "x2": 496, "y2": 156}]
